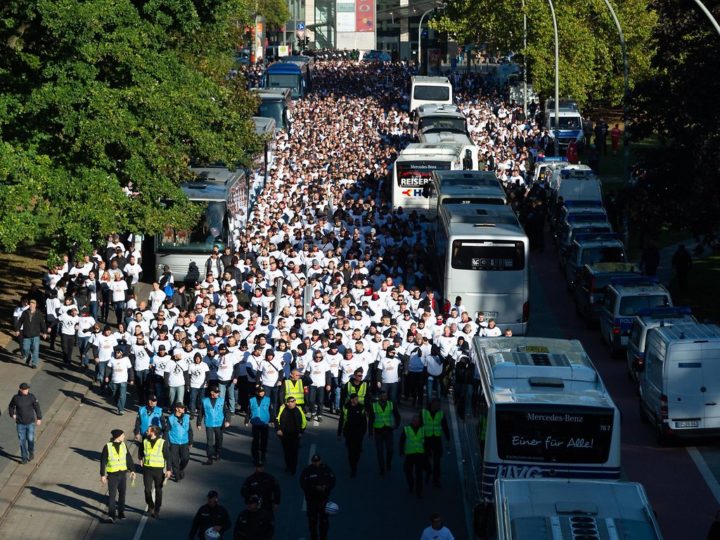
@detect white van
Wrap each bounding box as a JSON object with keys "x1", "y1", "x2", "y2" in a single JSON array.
[
  {"x1": 639, "y1": 323, "x2": 720, "y2": 443},
  {"x1": 550, "y1": 165, "x2": 602, "y2": 204},
  {"x1": 410, "y1": 76, "x2": 452, "y2": 113}
]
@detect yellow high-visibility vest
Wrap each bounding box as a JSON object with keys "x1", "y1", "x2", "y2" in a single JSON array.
[
  {"x1": 422, "y1": 409, "x2": 444, "y2": 438},
  {"x1": 284, "y1": 379, "x2": 305, "y2": 404},
  {"x1": 277, "y1": 405, "x2": 308, "y2": 430},
  {"x1": 106, "y1": 443, "x2": 128, "y2": 473},
  {"x1": 404, "y1": 426, "x2": 425, "y2": 455},
  {"x1": 372, "y1": 401, "x2": 394, "y2": 429},
  {"x1": 142, "y1": 438, "x2": 166, "y2": 468},
  {"x1": 345, "y1": 381, "x2": 367, "y2": 404}
]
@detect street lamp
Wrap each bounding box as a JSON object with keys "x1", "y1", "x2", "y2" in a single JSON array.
[
  {"x1": 693, "y1": 0, "x2": 720, "y2": 36},
  {"x1": 521, "y1": 0, "x2": 528, "y2": 119},
  {"x1": 547, "y1": 0, "x2": 560, "y2": 156},
  {"x1": 418, "y1": 1, "x2": 446, "y2": 75}
]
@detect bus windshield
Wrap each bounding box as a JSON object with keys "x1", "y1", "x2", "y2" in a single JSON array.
[
  {"x1": 419, "y1": 117, "x2": 467, "y2": 134},
  {"x1": 258, "y1": 101, "x2": 285, "y2": 129},
  {"x1": 413, "y1": 85, "x2": 450, "y2": 102},
  {"x1": 494, "y1": 405, "x2": 614, "y2": 463},
  {"x1": 442, "y1": 197, "x2": 505, "y2": 206},
  {"x1": 396, "y1": 161, "x2": 450, "y2": 187},
  {"x1": 451, "y1": 240, "x2": 525, "y2": 270},
  {"x1": 267, "y1": 74, "x2": 300, "y2": 94},
  {"x1": 157, "y1": 201, "x2": 225, "y2": 253}
]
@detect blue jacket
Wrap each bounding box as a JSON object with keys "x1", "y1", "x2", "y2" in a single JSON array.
[
  {"x1": 136, "y1": 405, "x2": 163, "y2": 436},
  {"x1": 248, "y1": 396, "x2": 272, "y2": 426},
  {"x1": 167, "y1": 413, "x2": 192, "y2": 445},
  {"x1": 201, "y1": 397, "x2": 226, "y2": 428}
]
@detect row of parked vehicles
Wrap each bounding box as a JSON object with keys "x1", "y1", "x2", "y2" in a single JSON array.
[{"x1": 541, "y1": 157, "x2": 720, "y2": 445}]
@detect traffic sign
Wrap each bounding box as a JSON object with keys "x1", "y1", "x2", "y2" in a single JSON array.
[{"x1": 296, "y1": 22, "x2": 305, "y2": 31}]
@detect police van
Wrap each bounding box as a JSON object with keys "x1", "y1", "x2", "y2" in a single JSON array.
[
  {"x1": 626, "y1": 307, "x2": 696, "y2": 383},
  {"x1": 493, "y1": 478, "x2": 663, "y2": 540},
  {"x1": 598, "y1": 278, "x2": 673, "y2": 356},
  {"x1": 572, "y1": 262, "x2": 639, "y2": 325},
  {"x1": 563, "y1": 233, "x2": 626, "y2": 290},
  {"x1": 639, "y1": 323, "x2": 720, "y2": 443}
]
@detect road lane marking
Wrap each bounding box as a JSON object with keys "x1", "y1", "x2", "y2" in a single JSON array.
[
  {"x1": 301, "y1": 443, "x2": 317, "y2": 512},
  {"x1": 688, "y1": 447, "x2": 720, "y2": 504},
  {"x1": 448, "y1": 395, "x2": 473, "y2": 540},
  {"x1": 132, "y1": 514, "x2": 149, "y2": 540}
]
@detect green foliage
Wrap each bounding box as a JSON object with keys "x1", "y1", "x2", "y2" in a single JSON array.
[
  {"x1": 0, "y1": 0, "x2": 262, "y2": 257},
  {"x1": 433, "y1": 0, "x2": 656, "y2": 107},
  {"x1": 257, "y1": 0, "x2": 291, "y2": 28}
]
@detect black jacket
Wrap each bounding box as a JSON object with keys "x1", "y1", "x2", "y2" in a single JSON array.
[
  {"x1": 188, "y1": 503, "x2": 231, "y2": 540},
  {"x1": 299, "y1": 463, "x2": 336, "y2": 500},
  {"x1": 15, "y1": 309, "x2": 46, "y2": 337},
  {"x1": 8, "y1": 392, "x2": 42, "y2": 424},
  {"x1": 234, "y1": 509, "x2": 273, "y2": 540},
  {"x1": 241, "y1": 471, "x2": 281, "y2": 509},
  {"x1": 337, "y1": 402, "x2": 367, "y2": 438},
  {"x1": 276, "y1": 406, "x2": 305, "y2": 437}
]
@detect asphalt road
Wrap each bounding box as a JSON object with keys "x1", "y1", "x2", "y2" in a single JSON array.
[{"x1": 83, "y1": 236, "x2": 720, "y2": 540}]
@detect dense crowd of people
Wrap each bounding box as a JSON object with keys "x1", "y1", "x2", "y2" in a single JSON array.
[{"x1": 11, "y1": 57, "x2": 562, "y2": 539}]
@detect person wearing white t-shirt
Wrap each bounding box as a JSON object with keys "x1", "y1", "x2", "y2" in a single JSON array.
[
  {"x1": 58, "y1": 307, "x2": 80, "y2": 366},
  {"x1": 187, "y1": 353, "x2": 210, "y2": 416},
  {"x1": 109, "y1": 273, "x2": 128, "y2": 325},
  {"x1": 339, "y1": 349, "x2": 363, "y2": 385},
  {"x1": 105, "y1": 348, "x2": 134, "y2": 415},
  {"x1": 165, "y1": 350, "x2": 190, "y2": 407},
  {"x1": 480, "y1": 319, "x2": 502, "y2": 337},
  {"x1": 258, "y1": 349, "x2": 284, "y2": 409},
  {"x1": 324, "y1": 344, "x2": 343, "y2": 413},
  {"x1": 95, "y1": 326, "x2": 118, "y2": 388},
  {"x1": 130, "y1": 335, "x2": 153, "y2": 403},
  {"x1": 216, "y1": 344, "x2": 239, "y2": 413},
  {"x1": 148, "y1": 282, "x2": 167, "y2": 313},
  {"x1": 377, "y1": 348, "x2": 402, "y2": 403},
  {"x1": 305, "y1": 352, "x2": 331, "y2": 421},
  {"x1": 151, "y1": 346, "x2": 172, "y2": 407},
  {"x1": 424, "y1": 347, "x2": 444, "y2": 402},
  {"x1": 420, "y1": 513, "x2": 455, "y2": 540},
  {"x1": 123, "y1": 256, "x2": 142, "y2": 287}
]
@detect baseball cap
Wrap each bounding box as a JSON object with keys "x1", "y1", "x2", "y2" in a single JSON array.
[
  {"x1": 311, "y1": 454, "x2": 322, "y2": 462},
  {"x1": 18, "y1": 382, "x2": 30, "y2": 390},
  {"x1": 207, "y1": 490, "x2": 219, "y2": 499}
]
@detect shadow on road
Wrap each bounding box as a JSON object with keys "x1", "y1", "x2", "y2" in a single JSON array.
[{"x1": 69, "y1": 447, "x2": 102, "y2": 463}]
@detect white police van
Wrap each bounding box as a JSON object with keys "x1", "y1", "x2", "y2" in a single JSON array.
[
  {"x1": 626, "y1": 307, "x2": 696, "y2": 383},
  {"x1": 598, "y1": 277, "x2": 672, "y2": 356},
  {"x1": 639, "y1": 323, "x2": 720, "y2": 443}
]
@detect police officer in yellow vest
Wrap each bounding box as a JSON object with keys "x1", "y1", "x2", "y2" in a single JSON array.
[
  {"x1": 399, "y1": 414, "x2": 426, "y2": 498},
  {"x1": 283, "y1": 369, "x2": 306, "y2": 410},
  {"x1": 99, "y1": 429, "x2": 136, "y2": 523},
  {"x1": 138, "y1": 425, "x2": 171, "y2": 518},
  {"x1": 341, "y1": 368, "x2": 368, "y2": 406},
  {"x1": 368, "y1": 389, "x2": 401, "y2": 477},
  {"x1": 422, "y1": 398, "x2": 450, "y2": 488}
]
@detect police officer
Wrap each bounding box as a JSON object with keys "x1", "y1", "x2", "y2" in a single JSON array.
[
  {"x1": 422, "y1": 398, "x2": 450, "y2": 487},
  {"x1": 299, "y1": 454, "x2": 336, "y2": 540},
  {"x1": 282, "y1": 368, "x2": 306, "y2": 411},
  {"x1": 188, "y1": 490, "x2": 232, "y2": 540},
  {"x1": 368, "y1": 389, "x2": 401, "y2": 477},
  {"x1": 138, "y1": 425, "x2": 171, "y2": 518},
  {"x1": 245, "y1": 385, "x2": 274, "y2": 464},
  {"x1": 275, "y1": 396, "x2": 307, "y2": 475},
  {"x1": 165, "y1": 402, "x2": 193, "y2": 481},
  {"x1": 233, "y1": 495, "x2": 274, "y2": 540},
  {"x1": 99, "y1": 429, "x2": 136, "y2": 523},
  {"x1": 240, "y1": 461, "x2": 281, "y2": 524},
  {"x1": 197, "y1": 386, "x2": 231, "y2": 465},
  {"x1": 399, "y1": 414, "x2": 426, "y2": 498},
  {"x1": 134, "y1": 394, "x2": 163, "y2": 441},
  {"x1": 337, "y1": 393, "x2": 367, "y2": 478},
  {"x1": 341, "y1": 368, "x2": 368, "y2": 406}
]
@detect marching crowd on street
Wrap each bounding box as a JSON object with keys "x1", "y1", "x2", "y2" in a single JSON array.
[{"x1": 5, "y1": 56, "x2": 575, "y2": 539}]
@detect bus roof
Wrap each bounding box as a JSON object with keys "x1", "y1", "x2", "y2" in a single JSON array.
[
  {"x1": 438, "y1": 184, "x2": 506, "y2": 201},
  {"x1": 440, "y1": 205, "x2": 523, "y2": 236},
  {"x1": 266, "y1": 62, "x2": 303, "y2": 74},
  {"x1": 474, "y1": 337, "x2": 614, "y2": 406},
  {"x1": 250, "y1": 87, "x2": 292, "y2": 101},
  {"x1": 415, "y1": 103, "x2": 462, "y2": 116},
  {"x1": 411, "y1": 75, "x2": 450, "y2": 84},
  {"x1": 419, "y1": 132, "x2": 473, "y2": 146},
  {"x1": 495, "y1": 479, "x2": 663, "y2": 540},
  {"x1": 252, "y1": 116, "x2": 276, "y2": 135},
  {"x1": 432, "y1": 170, "x2": 501, "y2": 187},
  {"x1": 184, "y1": 167, "x2": 242, "y2": 201},
  {"x1": 396, "y1": 144, "x2": 464, "y2": 162}
]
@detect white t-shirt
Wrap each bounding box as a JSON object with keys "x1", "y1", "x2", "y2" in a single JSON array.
[
  {"x1": 379, "y1": 357, "x2": 402, "y2": 384},
  {"x1": 339, "y1": 357, "x2": 363, "y2": 384},
  {"x1": 109, "y1": 279, "x2": 128, "y2": 302},
  {"x1": 259, "y1": 358, "x2": 283, "y2": 386},
  {"x1": 96, "y1": 334, "x2": 118, "y2": 363},
  {"x1": 216, "y1": 352, "x2": 239, "y2": 381},
  {"x1": 420, "y1": 526, "x2": 455, "y2": 540},
  {"x1": 108, "y1": 355, "x2": 133, "y2": 383},
  {"x1": 131, "y1": 344, "x2": 153, "y2": 371},
  {"x1": 305, "y1": 359, "x2": 330, "y2": 387},
  {"x1": 58, "y1": 314, "x2": 79, "y2": 336},
  {"x1": 188, "y1": 361, "x2": 210, "y2": 389},
  {"x1": 124, "y1": 263, "x2": 142, "y2": 285},
  {"x1": 148, "y1": 289, "x2": 166, "y2": 312},
  {"x1": 480, "y1": 325, "x2": 502, "y2": 337},
  {"x1": 165, "y1": 358, "x2": 189, "y2": 387},
  {"x1": 152, "y1": 353, "x2": 171, "y2": 378}
]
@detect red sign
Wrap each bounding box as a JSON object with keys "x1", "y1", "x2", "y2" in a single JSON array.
[{"x1": 356, "y1": 0, "x2": 374, "y2": 32}]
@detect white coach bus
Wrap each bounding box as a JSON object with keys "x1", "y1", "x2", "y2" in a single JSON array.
[
  {"x1": 473, "y1": 337, "x2": 622, "y2": 501},
  {"x1": 418, "y1": 131, "x2": 478, "y2": 170},
  {"x1": 410, "y1": 75, "x2": 453, "y2": 112},
  {"x1": 391, "y1": 143, "x2": 465, "y2": 213},
  {"x1": 435, "y1": 204, "x2": 529, "y2": 334}
]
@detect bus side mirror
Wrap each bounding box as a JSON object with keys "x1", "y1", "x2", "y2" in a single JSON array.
[{"x1": 422, "y1": 186, "x2": 430, "y2": 198}]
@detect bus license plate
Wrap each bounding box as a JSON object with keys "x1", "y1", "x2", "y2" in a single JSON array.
[{"x1": 675, "y1": 420, "x2": 699, "y2": 428}]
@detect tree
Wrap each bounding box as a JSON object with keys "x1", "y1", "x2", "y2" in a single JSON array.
[
  {"x1": 256, "y1": 0, "x2": 291, "y2": 28},
  {"x1": 0, "y1": 0, "x2": 262, "y2": 262},
  {"x1": 432, "y1": 0, "x2": 656, "y2": 107},
  {"x1": 628, "y1": 0, "x2": 720, "y2": 236}
]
